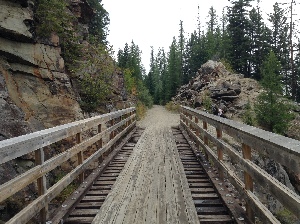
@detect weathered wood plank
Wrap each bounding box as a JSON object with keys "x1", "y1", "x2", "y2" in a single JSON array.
[
  {"x1": 182, "y1": 106, "x2": 300, "y2": 170},
  {"x1": 0, "y1": 114, "x2": 135, "y2": 203},
  {"x1": 0, "y1": 107, "x2": 135, "y2": 164},
  {"x1": 6, "y1": 121, "x2": 136, "y2": 224},
  {"x1": 181, "y1": 120, "x2": 281, "y2": 224},
  {"x1": 182, "y1": 112, "x2": 300, "y2": 220}
]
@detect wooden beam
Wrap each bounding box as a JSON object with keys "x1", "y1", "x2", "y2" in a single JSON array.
[
  {"x1": 216, "y1": 128, "x2": 224, "y2": 180},
  {"x1": 181, "y1": 106, "x2": 300, "y2": 171},
  {"x1": 0, "y1": 114, "x2": 135, "y2": 203},
  {"x1": 35, "y1": 148, "x2": 47, "y2": 223},
  {"x1": 0, "y1": 107, "x2": 135, "y2": 164},
  {"x1": 6, "y1": 121, "x2": 136, "y2": 224},
  {"x1": 180, "y1": 120, "x2": 280, "y2": 224},
  {"x1": 181, "y1": 111, "x2": 300, "y2": 221},
  {"x1": 242, "y1": 143, "x2": 254, "y2": 223},
  {"x1": 76, "y1": 133, "x2": 84, "y2": 183}
]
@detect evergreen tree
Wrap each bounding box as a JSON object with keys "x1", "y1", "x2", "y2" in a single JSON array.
[
  {"x1": 248, "y1": 5, "x2": 271, "y2": 79},
  {"x1": 268, "y1": 3, "x2": 290, "y2": 94},
  {"x1": 178, "y1": 20, "x2": 185, "y2": 84},
  {"x1": 207, "y1": 6, "x2": 218, "y2": 33},
  {"x1": 86, "y1": 0, "x2": 110, "y2": 44},
  {"x1": 254, "y1": 51, "x2": 293, "y2": 134},
  {"x1": 168, "y1": 37, "x2": 181, "y2": 99},
  {"x1": 227, "y1": 0, "x2": 253, "y2": 77}
]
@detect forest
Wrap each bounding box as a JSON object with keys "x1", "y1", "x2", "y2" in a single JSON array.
[{"x1": 116, "y1": 0, "x2": 300, "y2": 108}]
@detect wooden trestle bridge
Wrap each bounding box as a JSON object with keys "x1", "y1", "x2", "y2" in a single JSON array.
[{"x1": 0, "y1": 106, "x2": 299, "y2": 224}]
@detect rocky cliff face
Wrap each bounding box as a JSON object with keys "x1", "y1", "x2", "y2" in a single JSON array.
[
  {"x1": 0, "y1": 0, "x2": 128, "y2": 221},
  {"x1": 0, "y1": 0, "x2": 83, "y2": 138}
]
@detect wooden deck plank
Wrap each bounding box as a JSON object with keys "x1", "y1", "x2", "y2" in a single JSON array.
[{"x1": 92, "y1": 106, "x2": 199, "y2": 224}]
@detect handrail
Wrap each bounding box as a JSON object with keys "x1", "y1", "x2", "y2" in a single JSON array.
[
  {"x1": 180, "y1": 106, "x2": 300, "y2": 224},
  {"x1": 0, "y1": 107, "x2": 136, "y2": 224}
]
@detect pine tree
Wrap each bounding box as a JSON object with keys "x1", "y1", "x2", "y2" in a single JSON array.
[
  {"x1": 254, "y1": 51, "x2": 293, "y2": 134},
  {"x1": 227, "y1": 0, "x2": 253, "y2": 77},
  {"x1": 268, "y1": 3, "x2": 290, "y2": 94},
  {"x1": 248, "y1": 5, "x2": 271, "y2": 80},
  {"x1": 168, "y1": 37, "x2": 181, "y2": 99}
]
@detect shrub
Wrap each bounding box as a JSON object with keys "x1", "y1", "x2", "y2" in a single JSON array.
[
  {"x1": 137, "y1": 81, "x2": 153, "y2": 108},
  {"x1": 242, "y1": 100, "x2": 256, "y2": 126},
  {"x1": 202, "y1": 91, "x2": 213, "y2": 113},
  {"x1": 220, "y1": 58, "x2": 235, "y2": 73},
  {"x1": 35, "y1": 0, "x2": 82, "y2": 68},
  {"x1": 136, "y1": 101, "x2": 147, "y2": 120},
  {"x1": 275, "y1": 208, "x2": 297, "y2": 224},
  {"x1": 78, "y1": 44, "x2": 114, "y2": 112},
  {"x1": 165, "y1": 101, "x2": 180, "y2": 112}
]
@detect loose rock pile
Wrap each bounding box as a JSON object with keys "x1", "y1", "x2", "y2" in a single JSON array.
[{"x1": 173, "y1": 60, "x2": 261, "y2": 120}]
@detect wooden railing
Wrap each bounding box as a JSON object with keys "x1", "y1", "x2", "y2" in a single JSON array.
[
  {"x1": 0, "y1": 107, "x2": 136, "y2": 224},
  {"x1": 180, "y1": 106, "x2": 300, "y2": 224}
]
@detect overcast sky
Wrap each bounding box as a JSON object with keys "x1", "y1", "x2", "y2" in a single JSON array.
[{"x1": 102, "y1": 0, "x2": 299, "y2": 73}]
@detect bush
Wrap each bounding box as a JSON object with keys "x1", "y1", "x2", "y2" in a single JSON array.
[
  {"x1": 35, "y1": 0, "x2": 82, "y2": 68},
  {"x1": 242, "y1": 100, "x2": 256, "y2": 126},
  {"x1": 220, "y1": 58, "x2": 235, "y2": 73},
  {"x1": 78, "y1": 44, "x2": 114, "y2": 112},
  {"x1": 136, "y1": 101, "x2": 147, "y2": 120},
  {"x1": 137, "y1": 81, "x2": 153, "y2": 108},
  {"x1": 275, "y1": 208, "x2": 297, "y2": 224},
  {"x1": 202, "y1": 91, "x2": 213, "y2": 113},
  {"x1": 165, "y1": 101, "x2": 180, "y2": 112}
]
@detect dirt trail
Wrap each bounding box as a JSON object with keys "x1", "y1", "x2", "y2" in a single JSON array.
[
  {"x1": 92, "y1": 106, "x2": 199, "y2": 224},
  {"x1": 137, "y1": 105, "x2": 180, "y2": 129}
]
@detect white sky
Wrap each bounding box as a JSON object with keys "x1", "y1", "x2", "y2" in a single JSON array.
[{"x1": 102, "y1": 0, "x2": 300, "y2": 73}]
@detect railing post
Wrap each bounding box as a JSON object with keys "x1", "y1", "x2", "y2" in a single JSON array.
[
  {"x1": 242, "y1": 143, "x2": 255, "y2": 223},
  {"x1": 76, "y1": 133, "x2": 84, "y2": 183},
  {"x1": 98, "y1": 124, "x2": 103, "y2": 162},
  {"x1": 110, "y1": 118, "x2": 115, "y2": 140},
  {"x1": 216, "y1": 128, "x2": 224, "y2": 180},
  {"x1": 203, "y1": 121, "x2": 209, "y2": 160},
  {"x1": 35, "y1": 148, "x2": 48, "y2": 223},
  {"x1": 189, "y1": 114, "x2": 193, "y2": 130},
  {"x1": 195, "y1": 117, "x2": 199, "y2": 148}
]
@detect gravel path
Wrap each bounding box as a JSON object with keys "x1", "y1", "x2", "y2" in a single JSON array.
[{"x1": 92, "y1": 105, "x2": 199, "y2": 224}]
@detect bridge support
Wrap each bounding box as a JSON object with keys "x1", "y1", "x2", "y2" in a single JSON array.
[
  {"x1": 76, "y1": 133, "x2": 84, "y2": 183},
  {"x1": 202, "y1": 121, "x2": 209, "y2": 160},
  {"x1": 216, "y1": 128, "x2": 224, "y2": 180},
  {"x1": 35, "y1": 148, "x2": 48, "y2": 223},
  {"x1": 242, "y1": 143, "x2": 255, "y2": 223}
]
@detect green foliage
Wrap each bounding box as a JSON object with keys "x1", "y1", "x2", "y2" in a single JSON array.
[
  {"x1": 35, "y1": 0, "x2": 83, "y2": 68},
  {"x1": 165, "y1": 101, "x2": 180, "y2": 112},
  {"x1": 35, "y1": 0, "x2": 73, "y2": 37},
  {"x1": 86, "y1": 0, "x2": 110, "y2": 44},
  {"x1": 275, "y1": 208, "x2": 297, "y2": 224},
  {"x1": 220, "y1": 58, "x2": 235, "y2": 73},
  {"x1": 202, "y1": 92, "x2": 213, "y2": 113},
  {"x1": 78, "y1": 44, "x2": 114, "y2": 112},
  {"x1": 136, "y1": 101, "x2": 147, "y2": 120},
  {"x1": 54, "y1": 173, "x2": 77, "y2": 203},
  {"x1": 124, "y1": 68, "x2": 136, "y2": 94},
  {"x1": 137, "y1": 80, "x2": 153, "y2": 108},
  {"x1": 254, "y1": 51, "x2": 294, "y2": 134},
  {"x1": 242, "y1": 100, "x2": 256, "y2": 126}
]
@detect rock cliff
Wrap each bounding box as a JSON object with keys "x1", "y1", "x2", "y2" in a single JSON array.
[{"x1": 0, "y1": 0, "x2": 128, "y2": 221}]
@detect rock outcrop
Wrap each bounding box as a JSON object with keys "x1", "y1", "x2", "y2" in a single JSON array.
[
  {"x1": 0, "y1": 0, "x2": 128, "y2": 221},
  {"x1": 173, "y1": 60, "x2": 261, "y2": 120}
]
